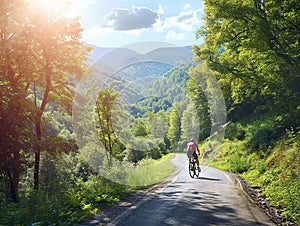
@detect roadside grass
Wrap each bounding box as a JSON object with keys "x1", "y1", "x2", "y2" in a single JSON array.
[
  {"x1": 127, "y1": 153, "x2": 176, "y2": 187},
  {"x1": 0, "y1": 153, "x2": 176, "y2": 226},
  {"x1": 206, "y1": 134, "x2": 300, "y2": 225}
]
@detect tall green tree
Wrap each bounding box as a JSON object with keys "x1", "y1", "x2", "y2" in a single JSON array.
[
  {"x1": 0, "y1": 0, "x2": 90, "y2": 199},
  {"x1": 196, "y1": 0, "x2": 300, "y2": 124},
  {"x1": 167, "y1": 106, "x2": 181, "y2": 150},
  {"x1": 181, "y1": 100, "x2": 201, "y2": 142},
  {"x1": 0, "y1": 0, "x2": 36, "y2": 202},
  {"x1": 28, "y1": 3, "x2": 90, "y2": 189},
  {"x1": 188, "y1": 62, "x2": 227, "y2": 145},
  {"x1": 187, "y1": 71, "x2": 211, "y2": 141},
  {"x1": 95, "y1": 84, "x2": 120, "y2": 167}
]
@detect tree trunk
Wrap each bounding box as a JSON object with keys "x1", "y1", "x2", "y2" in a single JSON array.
[
  {"x1": 33, "y1": 66, "x2": 50, "y2": 190},
  {"x1": 34, "y1": 120, "x2": 42, "y2": 190},
  {"x1": 33, "y1": 150, "x2": 40, "y2": 190},
  {"x1": 5, "y1": 148, "x2": 21, "y2": 202}
]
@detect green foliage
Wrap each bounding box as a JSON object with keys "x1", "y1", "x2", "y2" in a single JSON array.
[
  {"x1": 228, "y1": 152, "x2": 250, "y2": 174},
  {"x1": 126, "y1": 154, "x2": 176, "y2": 187},
  {"x1": 0, "y1": 153, "x2": 176, "y2": 225},
  {"x1": 197, "y1": 0, "x2": 300, "y2": 127},
  {"x1": 180, "y1": 99, "x2": 201, "y2": 144},
  {"x1": 210, "y1": 130, "x2": 300, "y2": 224},
  {"x1": 0, "y1": 0, "x2": 90, "y2": 197},
  {"x1": 95, "y1": 84, "x2": 122, "y2": 167},
  {"x1": 197, "y1": 2, "x2": 300, "y2": 219},
  {"x1": 225, "y1": 122, "x2": 245, "y2": 140},
  {"x1": 0, "y1": 175, "x2": 131, "y2": 226},
  {"x1": 131, "y1": 118, "x2": 149, "y2": 136},
  {"x1": 188, "y1": 63, "x2": 224, "y2": 142},
  {"x1": 257, "y1": 137, "x2": 300, "y2": 223},
  {"x1": 163, "y1": 62, "x2": 191, "y2": 87},
  {"x1": 147, "y1": 147, "x2": 162, "y2": 160},
  {"x1": 131, "y1": 97, "x2": 172, "y2": 118},
  {"x1": 124, "y1": 149, "x2": 146, "y2": 163},
  {"x1": 167, "y1": 106, "x2": 181, "y2": 150}
]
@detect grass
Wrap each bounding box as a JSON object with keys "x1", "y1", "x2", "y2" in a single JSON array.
[
  {"x1": 0, "y1": 153, "x2": 176, "y2": 226},
  {"x1": 207, "y1": 135, "x2": 300, "y2": 225},
  {"x1": 127, "y1": 153, "x2": 176, "y2": 187}
]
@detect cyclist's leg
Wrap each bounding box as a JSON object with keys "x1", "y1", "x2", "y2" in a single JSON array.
[
  {"x1": 196, "y1": 159, "x2": 201, "y2": 171},
  {"x1": 193, "y1": 151, "x2": 201, "y2": 171},
  {"x1": 187, "y1": 151, "x2": 193, "y2": 163}
]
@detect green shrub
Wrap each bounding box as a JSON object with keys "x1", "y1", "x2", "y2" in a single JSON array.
[
  {"x1": 210, "y1": 129, "x2": 300, "y2": 224},
  {"x1": 228, "y1": 152, "x2": 250, "y2": 173},
  {"x1": 0, "y1": 176, "x2": 131, "y2": 226},
  {"x1": 225, "y1": 122, "x2": 246, "y2": 140},
  {"x1": 244, "y1": 132, "x2": 300, "y2": 224}
]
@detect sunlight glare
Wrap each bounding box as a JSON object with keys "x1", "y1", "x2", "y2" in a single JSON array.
[{"x1": 27, "y1": 0, "x2": 79, "y2": 18}]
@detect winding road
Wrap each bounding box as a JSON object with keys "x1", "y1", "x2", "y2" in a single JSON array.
[{"x1": 80, "y1": 154, "x2": 275, "y2": 226}]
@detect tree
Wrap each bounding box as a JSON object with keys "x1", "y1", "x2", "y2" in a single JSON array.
[
  {"x1": 188, "y1": 62, "x2": 227, "y2": 144},
  {"x1": 0, "y1": 0, "x2": 90, "y2": 197},
  {"x1": 167, "y1": 106, "x2": 181, "y2": 150},
  {"x1": 181, "y1": 100, "x2": 200, "y2": 143},
  {"x1": 131, "y1": 118, "x2": 149, "y2": 137},
  {"x1": 28, "y1": 4, "x2": 90, "y2": 189},
  {"x1": 187, "y1": 71, "x2": 211, "y2": 141},
  {"x1": 196, "y1": 0, "x2": 300, "y2": 125},
  {"x1": 0, "y1": 0, "x2": 36, "y2": 202},
  {"x1": 95, "y1": 84, "x2": 120, "y2": 167}
]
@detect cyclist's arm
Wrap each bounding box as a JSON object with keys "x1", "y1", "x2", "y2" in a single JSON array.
[{"x1": 196, "y1": 146, "x2": 201, "y2": 157}]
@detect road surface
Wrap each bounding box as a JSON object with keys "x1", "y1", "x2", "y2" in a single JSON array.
[{"x1": 81, "y1": 154, "x2": 275, "y2": 226}]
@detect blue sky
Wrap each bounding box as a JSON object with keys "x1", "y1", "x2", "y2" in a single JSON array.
[{"x1": 70, "y1": 0, "x2": 204, "y2": 47}]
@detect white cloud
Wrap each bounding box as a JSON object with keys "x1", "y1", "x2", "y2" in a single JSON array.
[
  {"x1": 154, "y1": 9, "x2": 202, "y2": 32},
  {"x1": 184, "y1": 3, "x2": 191, "y2": 10},
  {"x1": 166, "y1": 30, "x2": 185, "y2": 40},
  {"x1": 104, "y1": 6, "x2": 159, "y2": 31},
  {"x1": 158, "y1": 4, "x2": 164, "y2": 15}
]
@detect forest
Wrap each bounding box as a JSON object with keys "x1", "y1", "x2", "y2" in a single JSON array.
[{"x1": 0, "y1": 0, "x2": 299, "y2": 225}]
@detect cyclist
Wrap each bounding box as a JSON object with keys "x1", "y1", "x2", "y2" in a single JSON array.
[{"x1": 186, "y1": 139, "x2": 201, "y2": 172}]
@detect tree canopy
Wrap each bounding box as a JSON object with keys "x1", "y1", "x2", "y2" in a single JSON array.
[
  {"x1": 195, "y1": 0, "x2": 300, "y2": 125},
  {"x1": 0, "y1": 0, "x2": 90, "y2": 201}
]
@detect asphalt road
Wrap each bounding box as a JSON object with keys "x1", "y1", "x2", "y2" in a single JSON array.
[{"x1": 81, "y1": 154, "x2": 275, "y2": 226}]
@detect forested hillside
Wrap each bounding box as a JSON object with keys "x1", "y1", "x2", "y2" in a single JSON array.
[{"x1": 195, "y1": 0, "x2": 300, "y2": 224}]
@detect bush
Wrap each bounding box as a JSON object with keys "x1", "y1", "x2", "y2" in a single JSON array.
[
  {"x1": 228, "y1": 152, "x2": 250, "y2": 173},
  {"x1": 225, "y1": 122, "x2": 246, "y2": 140},
  {"x1": 244, "y1": 132, "x2": 300, "y2": 224},
  {"x1": 0, "y1": 175, "x2": 131, "y2": 226}
]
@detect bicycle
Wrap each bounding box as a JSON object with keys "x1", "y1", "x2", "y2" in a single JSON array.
[{"x1": 188, "y1": 155, "x2": 200, "y2": 178}]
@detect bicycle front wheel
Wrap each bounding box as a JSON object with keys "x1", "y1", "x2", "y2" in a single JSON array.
[{"x1": 194, "y1": 166, "x2": 200, "y2": 178}]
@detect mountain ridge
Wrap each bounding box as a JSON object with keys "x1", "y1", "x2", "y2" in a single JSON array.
[{"x1": 87, "y1": 44, "x2": 193, "y2": 62}]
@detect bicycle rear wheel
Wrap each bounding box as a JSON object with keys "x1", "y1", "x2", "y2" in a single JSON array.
[{"x1": 189, "y1": 162, "x2": 195, "y2": 178}]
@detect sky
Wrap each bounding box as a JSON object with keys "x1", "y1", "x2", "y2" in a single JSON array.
[{"x1": 69, "y1": 0, "x2": 204, "y2": 48}]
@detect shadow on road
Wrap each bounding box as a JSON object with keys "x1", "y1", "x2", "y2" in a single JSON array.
[
  {"x1": 195, "y1": 176, "x2": 221, "y2": 181},
  {"x1": 151, "y1": 187, "x2": 262, "y2": 226}
]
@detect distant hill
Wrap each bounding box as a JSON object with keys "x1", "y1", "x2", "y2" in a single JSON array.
[
  {"x1": 87, "y1": 44, "x2": 114, "y2": 61},
  {"x1": 87, "y1": 44, "x2": 193, "y2": 63},
  {"x1": 84, "y1": 44, "x2": 195, "y2": 117}
]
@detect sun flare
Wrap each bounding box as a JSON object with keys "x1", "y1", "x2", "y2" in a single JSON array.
[{"x1": 27, "y1": 0, "x2": 79, "y2": 18}]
